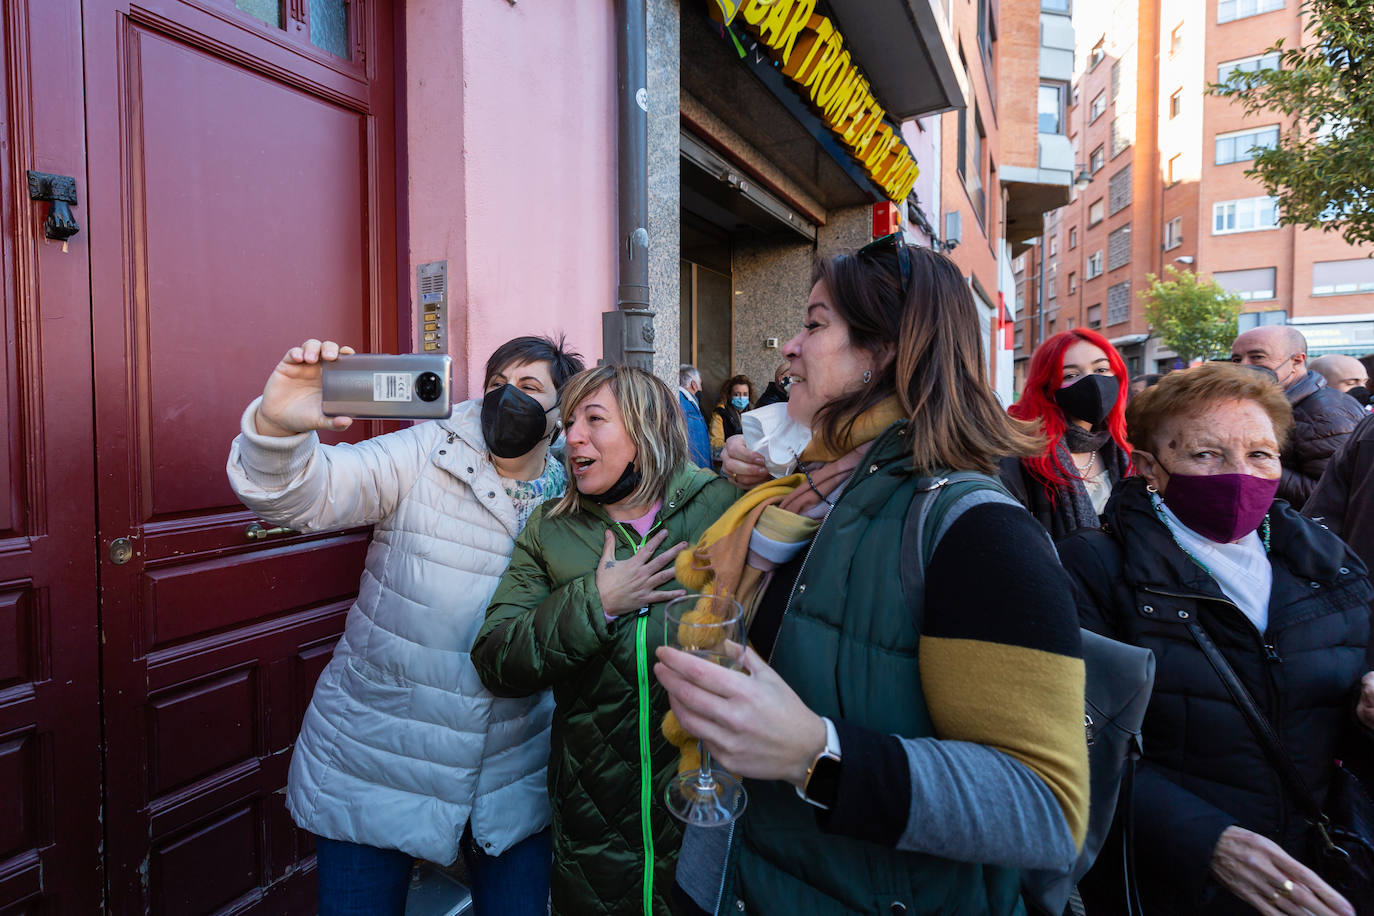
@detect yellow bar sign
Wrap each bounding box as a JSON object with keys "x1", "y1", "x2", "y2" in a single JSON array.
[{"x1": 709, "y1": 0, "x2": 920, "y2": 203}]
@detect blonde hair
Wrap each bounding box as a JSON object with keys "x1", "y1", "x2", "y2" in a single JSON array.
[
  {"x1": 548, "y1": 365, "x2": 689, "y2": 518},
  {"x1": 1125, "y1": 363, "x2": 1294, "y2": 454}
]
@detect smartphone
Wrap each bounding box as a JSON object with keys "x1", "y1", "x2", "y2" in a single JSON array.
[{"x1": 321, "y1": 353, "x2": 453, "y2": 419}]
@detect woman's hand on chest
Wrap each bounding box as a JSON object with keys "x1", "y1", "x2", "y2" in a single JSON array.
[{"x1": 595, "y1": 529, "x2": 688, "y2": 618}]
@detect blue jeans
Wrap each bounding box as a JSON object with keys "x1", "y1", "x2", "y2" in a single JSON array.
[
  {"x1": 314, "y1": 835, "x2": 413, "y2": 916},
  {"x1": 313, "y1": 828, "x2": 551, "y2": 916},
  {"x1": 461, "y1": 825, "x2": 552, "y2": 916}
]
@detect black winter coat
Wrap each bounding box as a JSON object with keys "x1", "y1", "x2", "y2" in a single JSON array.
[
  {"x1": 1280, "y1": 370, "x2": 1365, "y2": 509},
  {"x1": 1058, "y1": 477, "x2": 1374, "y2": 915},
  {"x1": 1307, "y1": 411, "x2": 1374, "y2": 585}
]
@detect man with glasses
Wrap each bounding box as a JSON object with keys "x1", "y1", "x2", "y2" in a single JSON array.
[{"x1": 1231, "y1": 325, "x2": 1365, "y2": 508}]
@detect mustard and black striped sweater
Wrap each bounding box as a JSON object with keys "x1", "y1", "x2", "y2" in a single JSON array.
[{"x1": 751, "y1": 499, "x2": 1090, "y2": 866}]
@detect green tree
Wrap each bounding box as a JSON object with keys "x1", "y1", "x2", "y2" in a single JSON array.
[
  {"x1": 1210, "y1": 0, "x2": 1374, "y2": 247},
  {"x1": 1140, "y1": 267, "x2": 1242, "y2": 366}
]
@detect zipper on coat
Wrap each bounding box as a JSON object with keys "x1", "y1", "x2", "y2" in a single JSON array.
[
  {"x1": 612, "y1": 518, "x2": 659, "y2": 916},
  {"x1": 636, "y1": 609, "x2": 654, "y2": 916}
]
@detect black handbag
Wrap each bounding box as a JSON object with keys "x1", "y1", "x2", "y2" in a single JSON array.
[{"x1": 1185, "y1": 619, "x2": 1374, "y2": 915}]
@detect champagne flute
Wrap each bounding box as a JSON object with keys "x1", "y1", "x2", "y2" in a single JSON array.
[{"x1": 663, "y1": 593, "x2": 747, "y2": 826}]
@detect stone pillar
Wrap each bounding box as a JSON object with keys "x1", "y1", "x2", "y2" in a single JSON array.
[{"x1": 646, "y1": 0, "x2": 681, "y2": 386}]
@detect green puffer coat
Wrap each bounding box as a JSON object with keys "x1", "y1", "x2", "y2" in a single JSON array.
[{"x1": 472, "y1": 465, "x2": 737, "y2": 916}]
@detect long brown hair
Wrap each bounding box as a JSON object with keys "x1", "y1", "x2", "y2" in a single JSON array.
[{"x1": 812, "y1": 242, "x2": 1041, "y2": 473}]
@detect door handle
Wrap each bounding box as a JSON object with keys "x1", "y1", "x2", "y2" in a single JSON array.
[
  {"x1": 27, "y1": 170, "x2": 79, "y2": 241},
  {"x1": 246, "y1": 522, "x2": 295, "y2": 540}
]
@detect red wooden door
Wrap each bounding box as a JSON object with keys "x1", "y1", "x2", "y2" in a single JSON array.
[
  {"x1": 0, "y1": 3, "x2": 104, "y2": 913},
  {"x1": 82, "y1": 0, "x2": 397, "y2": 912}
]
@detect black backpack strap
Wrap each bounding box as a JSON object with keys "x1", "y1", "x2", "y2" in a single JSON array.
[{"x1": 900, "y1": 471, "x2": 1022, "y2": 624}]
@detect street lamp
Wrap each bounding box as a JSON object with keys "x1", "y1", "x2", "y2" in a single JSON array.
[{"x1": 1073, "y1": 165, "x2": 1092, "y2": 190}]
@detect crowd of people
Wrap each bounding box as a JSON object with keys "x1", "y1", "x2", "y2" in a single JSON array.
[{"x1": 228, "y1": 235, "x2": 1374, "y2": 916}]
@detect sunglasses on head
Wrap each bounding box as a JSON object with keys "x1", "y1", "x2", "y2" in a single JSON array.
[{"x1": 858, "y1": 232, "x2": 912, "y2": 296}]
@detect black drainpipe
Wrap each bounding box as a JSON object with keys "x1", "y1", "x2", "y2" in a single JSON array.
[{"x1": 603, "y1": 0, "x2": 655, "y2": 370}]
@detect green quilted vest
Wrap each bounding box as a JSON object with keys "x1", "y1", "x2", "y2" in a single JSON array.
[{"x1": 722, "y1": 424, "x2": 1026, "y2": 916}]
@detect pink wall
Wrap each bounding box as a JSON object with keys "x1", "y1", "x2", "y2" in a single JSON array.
[{"x1": 405, "y1": 0, "x2": 617, "y2": 397}]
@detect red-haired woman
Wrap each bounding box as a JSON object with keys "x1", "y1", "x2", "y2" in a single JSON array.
[{"x1": 1001, "y1": 329, "x2": 1132, "y2": 539}]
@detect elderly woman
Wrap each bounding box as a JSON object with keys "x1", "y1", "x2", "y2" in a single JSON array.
[
  {"x1": 1001, "y1": 329, "x2": 1133, "y2": 539},
  {"x1": 471, "y1": 365, "x2": 737, "y2": 916},
  {"x1": 1057, "y1": 363, "x2": 1374, "y2": 916},
  {"x1": 655, "y1": 237, "x2": 1090, "y2": 914}
]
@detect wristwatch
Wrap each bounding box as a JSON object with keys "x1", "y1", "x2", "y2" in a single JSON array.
[{"x1": 797, "y1": 716, "x2": 842, "y2": 809}]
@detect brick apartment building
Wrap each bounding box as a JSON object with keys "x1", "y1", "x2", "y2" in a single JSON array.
[
  {"x1": 1013, "y1": 0, "x2": 1374, "y2": 394},
  {"x1": 903, "y1": 0, "x2": 1076, "y2": 403}
]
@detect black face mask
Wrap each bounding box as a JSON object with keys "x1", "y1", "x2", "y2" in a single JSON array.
[
  {"x1": 481, "y1": 384, "x2": 554, "y2": 459},
  {"x1": 1054, "y1": 374, "x2": 1119, "y2": 427},
  {"x1": 581, "y1": 461, "x2": 642, "y2": 505},
  {"x1": 1348, "y1": 385, "x2": 1372, "y2": 407}
]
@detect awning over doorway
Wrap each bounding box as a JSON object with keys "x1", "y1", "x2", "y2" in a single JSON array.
[{"x1": 681, "y1": 130, "x2": 818, "y2": 241}]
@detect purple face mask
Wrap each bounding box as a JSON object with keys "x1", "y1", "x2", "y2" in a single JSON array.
[{"x1": 1158, "y1": 469, "x2": 1280, "y2": 544}]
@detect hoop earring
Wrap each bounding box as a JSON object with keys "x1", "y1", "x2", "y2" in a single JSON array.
[
  {"x1": 862, "y1": 369, "x2": 872, "y2": 384},
  {"x1": 1146, "y1": 484, "x2": 1159, "y2": 493}
]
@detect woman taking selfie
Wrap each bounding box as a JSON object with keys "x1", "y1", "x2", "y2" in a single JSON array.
[
  {"x1": 472, "y1": 365, "x2": 737, "y2": 916},
  {"x1": 658, "y1": 238, "x2": 1090, "y2": 915},
  {"x1": 227, "y1": 335, "x2": 582, "y2": 916},
  {"x1": 1001, "y1": 329, "x2": 1133, "y2": 539}
]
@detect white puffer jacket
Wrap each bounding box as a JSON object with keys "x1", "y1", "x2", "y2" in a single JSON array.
[{"x1": 226, "y1": 397, "x2": 555, "y2": 864}]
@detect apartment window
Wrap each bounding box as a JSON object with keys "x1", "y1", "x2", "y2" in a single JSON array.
[
  {"x1": 1218, "y1": 51, "x2": 1281, "y2": 84},
  {"x1": 1215, "y1": 267, "x2": 1277, "y2": 301},
  {"x1": 1164, "y1": 216, "x2": 1183, "y2": 250},
  {"x1": 1215, "y1": 125, "x2": 1280, "y2": 165},
  {"x1": 1087, "y1": 304, "x2": 1102, "y2": 329},
  {"x1": 1090, "y1": 145, "x2": 1105, "y2": 173},
  {"x1": 1050, "y1": 236, "x2": 1059, "y2": 256},
  {"x1": 1088, "y1": 199, "x2": 1105, "y2": 226},
  {"x1": 1089, "y1": 91, "x2": 1106, "y2": 123},
  {"x1": 1069, "y1": 227, "x2": 1078, "y2": 249},
  {"x1": 1312, "y1": 259, "x2": 1374, "y2": 296},
  {"x1": 1086, "y1": 250, "x2": 1104, "y2": 279},
  {"x1": 1110, "y1": 117, "x2": 1130, "y2": 157},
  {"x1": 1110, "y1": 61, "x2": 1121, "y2": 100},
  {"x1": 1015, "y1": 326, "x2": 1025, "y2": 351},
  {"x1": 1169, "y1": 23, "x2": 1184, "y2": 56},
  {"x1": 1108, "y1": 163, "x2": 1132, "y2": 215},
  {"x1": 1213, "y1": 196, "x2": 1280, "y2": 233},
  {"x1": 1068, "y1": 271, "x2": 1078, "y2": 293},
  {"x1": 977, "y1": 0, "x2": 996, "y2": 103},
  {"x1": 1107, "y1": 224, "x2": 1132, "y2": 271},
  {"x1": 1167, "y1": 153, "x2": 1182, "y2": 184},
  {"x1": 1169, "y1": 89, "x2": 1183, "y2": 118},
  {"x1": 1039, "y1": 83, "x2": 1066, "y2": 134},
  {"x1": 1238, "y1": 309, "x2": 1288, "y2": 332},
  {"x1": 1218, "y1": 0, "x2": 1284, "y2": 25},
  {"x1": 1107, "y1": 281, "x2": 1131, "y2": 325},
  {"x1": 1048, "y1": 279, "x2": 1058, "y2": 300},
  {"x1": 958, "y1": 100, "x2": 986, "y2": 224},
  {"x1": 1013, "y1": 254, "x2": 1026, "y2": 273},
  {"x1": 1089, "y1": 38, "x2": 1105, "y2": 70}
]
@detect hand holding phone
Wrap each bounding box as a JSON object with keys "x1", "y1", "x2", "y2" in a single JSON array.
[{"x1": 255, "y1": 338, "x2": 358, "y2": 437}]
